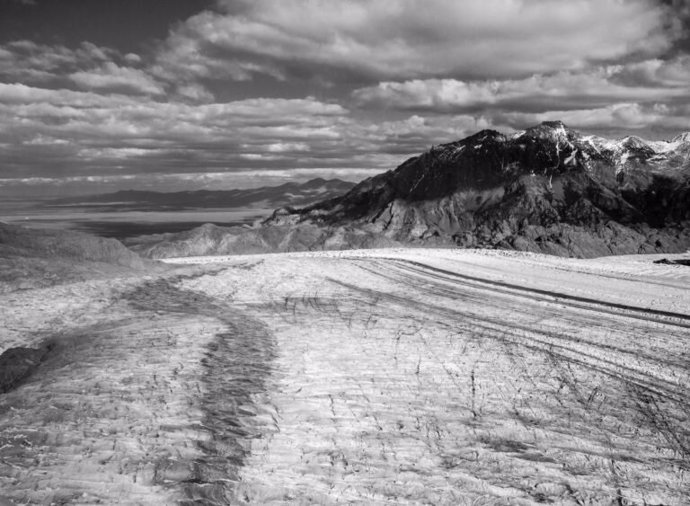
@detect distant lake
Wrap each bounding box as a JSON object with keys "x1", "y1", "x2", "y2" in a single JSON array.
[
  {"x1": 0, "y1": 178, "x2": 354, "y2": 239},
  {"x1": 0, "y1": 201, "x2": 271, "y2": 239}
]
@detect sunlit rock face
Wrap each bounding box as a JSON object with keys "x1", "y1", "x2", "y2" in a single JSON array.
[{"x1": 134, "y1": 122, "x2": 690, "y2": 259}]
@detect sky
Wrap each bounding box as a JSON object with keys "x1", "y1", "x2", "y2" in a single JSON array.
[{"x1": 0, "y1": 0, "x2": 689, "y2": 197}]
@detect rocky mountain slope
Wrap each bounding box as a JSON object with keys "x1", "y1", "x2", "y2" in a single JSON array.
[{"x1": 133, "y1": 122, "x2": 690, "y2": 259}]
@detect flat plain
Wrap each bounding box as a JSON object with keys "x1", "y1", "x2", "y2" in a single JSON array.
[{"x1": 1, "y1": 248, "x2": 688, "y2": 505}]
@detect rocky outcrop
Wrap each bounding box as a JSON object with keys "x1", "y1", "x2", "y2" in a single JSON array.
[
  {"x1": 130, "y1": 222, "x2": 403, "y2": 259},
  {"x1": 135, "y1": 122, "x2": 690, "y2": 259}
]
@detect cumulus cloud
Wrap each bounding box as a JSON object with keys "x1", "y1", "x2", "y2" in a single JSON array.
[
  {"x1": 0, "y1": 79, "x2": 507, "y2": 182},
  {"x1": 612, "y1": 55, "x2": 690, "y2": 87},
  {"x1": 155, "y1": 0, "x2": 674, "y2": 82},
  {"x1": 352, "y1": 59, "x2": 690, "y2": 113},
  {"x1": 175, "y1": 83, "x2": 215, "y2": 102},
  {"x1": 69, "y1": 62, "x2": 166, "y2": 95},
  {"x1": 265, "y1": 142, "x2": 310, "y2": 153},
  {"x1": 0, "y1": 84, "x2": 357, "y2": 177},
  {"x1": 0, "y1": 41, "x2": 123, "y2": 84},
  {"x1": 495, "y1": 102, "x2": 690, "y2": 134},
  {"x1": 2, "y1": 90, "x2": 344, "y2": 142},
  {"x1": 0, "y1": 40, "x2": 173, "y2": 99}
]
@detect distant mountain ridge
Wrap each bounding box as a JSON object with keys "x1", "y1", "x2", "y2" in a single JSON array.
[
  {"x1": 51, "y1": 178, "x2": 355, "y2": 211},
  {"x1": 132, "y1": 122, "x2": 690, "y2": 259}
]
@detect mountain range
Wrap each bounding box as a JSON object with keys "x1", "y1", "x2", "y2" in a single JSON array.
[
  {"x1": 50, "y1": 178, "x2": 355, "y2": 212},
  {"x1": 129, "y1": 121, "x2": 690, "y2": 259}
]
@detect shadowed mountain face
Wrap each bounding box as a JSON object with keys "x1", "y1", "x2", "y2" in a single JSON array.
[{"x1": 132, "y1": 122, "x2": 690, "y2": 259}]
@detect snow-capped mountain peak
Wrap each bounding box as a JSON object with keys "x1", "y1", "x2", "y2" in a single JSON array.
[
  {"x1": 143, "y1": 121, "x2": 690, "y2": 260},
  {"x1": 521, "y1": 121, "x2": 571, "y2": 143}
]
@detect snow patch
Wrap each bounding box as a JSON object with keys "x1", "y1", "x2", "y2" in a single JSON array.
[{"x1": 564, "y1": 150, "x2": 577, "y2": 166}]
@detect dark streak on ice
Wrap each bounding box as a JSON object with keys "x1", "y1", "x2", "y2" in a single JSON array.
[
  {"x1": 0, "y1": 344, "x2": 54, "y2": 394},
  {"x1": 124, "y1": 273, "x2": 275, "y2": 505}
]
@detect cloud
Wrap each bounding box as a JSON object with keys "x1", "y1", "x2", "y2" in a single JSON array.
[
  {"x1": 495, "y1": 102, "x2": 690, "y2": 134},
  {"x1": 76, "y1": 147, "x2": 158, "y2": 160},
  {"x1": 0, "y1": 84, "x2": 363, "y2": 178},
  {"x1": 265, "y1": 142, "x2": 310, "y2": 153},
  {"x1": 69, "y1": 62, "x2": 166, "y2": 95},
  {"x1": 0, "y1": 41, "x2": 122, "y2": 82},
  {"x1": 0, "y1": 79, "x2": 508, "y2": 183},
  {"x1": 175, "y1": 82, "x2": 215, "y2": 102},
  {"x1": 612, "y1": 55, "x2": 690, "y2": 87},
  {"x1": 155, "y1": 0, "x2": 675, "y2": 82},
  {"x1": 352, "y1": 59, "x2": 690, "y2": 113},
  {"x1": 0, "y1": 40, "x2": 170, "y2": 98}
]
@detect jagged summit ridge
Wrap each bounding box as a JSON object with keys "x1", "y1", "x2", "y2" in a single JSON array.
[
  {"x1": 304, "y1": 122, "x2": 686, "y2": 217},
  {"x1": 521, "y1": 120, "x2": 570, "y2": 141}
]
